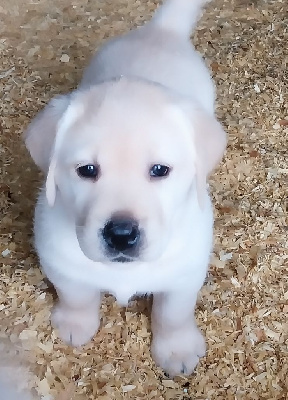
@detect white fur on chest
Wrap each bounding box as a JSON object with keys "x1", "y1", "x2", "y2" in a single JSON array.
[{"x1": 34, "y1": 190, "x2": 213, "y2": 304}]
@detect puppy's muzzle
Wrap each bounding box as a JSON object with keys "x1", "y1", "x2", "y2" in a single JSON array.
[{"x1": 102, "y1": 217, "x2": 140, "y2": 261}]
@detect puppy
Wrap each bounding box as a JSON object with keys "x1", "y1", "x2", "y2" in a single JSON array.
[{"x1": 24, "y1": 0, "x2": 226, "y2": 377}]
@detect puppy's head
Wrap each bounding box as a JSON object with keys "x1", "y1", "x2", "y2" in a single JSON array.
[{"x1": 25, "y1": 78, "x2": 226, "y2": 263}]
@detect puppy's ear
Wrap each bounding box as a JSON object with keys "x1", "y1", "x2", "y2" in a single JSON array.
[
  {"x1": 24, "y1": 94, "x2": 71, "y2": 173},
  {"x1": 25, "y1": 94, "x2": 84, "y2": 206},
  {"x1": 193, "y1": 109, "x2": 226, "y2": 176},
  {"x1": 44, "y1": 99, "x2": 84, "y2": 207},
  {"x1": 192, "y1": 108, "x2": 227, "y2": 205},
  {"x1": 178, "y1": 103, "x2": 226, "y2": 206},
  {"x1": 45, "y1": 158, "x2": 57, "y2": 207}
]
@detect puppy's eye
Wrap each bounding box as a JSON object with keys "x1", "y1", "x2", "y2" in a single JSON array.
[
  {"x1": 149, "y1": 164, "x2": 170, "y2": 178},
  {"x1": 77, "y1": 164, "x2": 99, "y2": 180}
]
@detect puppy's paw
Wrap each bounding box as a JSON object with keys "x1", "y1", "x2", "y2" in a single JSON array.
[
  {"x1": 151, "y1": 324, "x2": 206, "y2": 377},
  {"x1": 51, "y1": 305, "x2": 100, "y2": 347}
]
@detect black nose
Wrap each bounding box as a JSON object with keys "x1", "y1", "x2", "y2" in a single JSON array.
[{"x1": 102, "y1": 218, "x2": 140, "y2": 252}]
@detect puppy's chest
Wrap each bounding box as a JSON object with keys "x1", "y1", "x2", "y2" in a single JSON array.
[
  {"x1": 98, "y1": 267, "x2": 188, "y2": 306},
  {"x1": 45, "y1": 245, "x2": 189, "y2": 302},
  {"x1": 88, "y1": 262, "x2": 186, "y2": 302},
  {"x1": 109, "y1": 287, "x2": 147, "y2": 307}
]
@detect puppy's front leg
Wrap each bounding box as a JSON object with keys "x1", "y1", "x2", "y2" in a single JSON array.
[
  {"x1": 151, "y1": 290, "x2": 206, "y2": 377},
  {"x1": 51, "y1": 281, "x2": 101, "y2": 347}
]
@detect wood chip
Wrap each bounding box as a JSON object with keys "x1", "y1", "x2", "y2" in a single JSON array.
[{"x1": 0, "y1": 0, "x2": 287, "y2": 399}]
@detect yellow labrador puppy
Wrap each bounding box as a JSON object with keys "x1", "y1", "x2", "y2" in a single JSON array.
[{"x1": 25, "y1": 0, "x2": 226, "y2": 377}]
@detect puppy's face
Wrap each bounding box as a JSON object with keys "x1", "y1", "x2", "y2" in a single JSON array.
[
  {"x1": 26, "y1": 79, "x2": 226, "y2": 263},
  {"x1": 52, "y1": 83, "x2": 196, "y2": 263}
]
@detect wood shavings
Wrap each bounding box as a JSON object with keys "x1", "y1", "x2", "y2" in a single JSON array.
[
  {"x1": 60, "y1": 54, "x2": 70, "y2": 63},
  {"x1": 0, "y1": 0, "x2": 287, "y2": 399},
  {"x1": 54, "y1": 383, "x2": 76, "y2": 400}
]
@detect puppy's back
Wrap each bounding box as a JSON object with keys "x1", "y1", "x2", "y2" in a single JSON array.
[{"x1": 81, "y1": 0, "x2": 214, "y2": 112}]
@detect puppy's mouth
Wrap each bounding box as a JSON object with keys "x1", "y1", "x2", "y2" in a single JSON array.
[{"x1": 110, "y1": 254, "x2": 136, "y2": 263}]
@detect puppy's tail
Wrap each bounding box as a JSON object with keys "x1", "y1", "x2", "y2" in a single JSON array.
[{"x1": 150, "y1": 0, "x2": 211, "y2": 37}]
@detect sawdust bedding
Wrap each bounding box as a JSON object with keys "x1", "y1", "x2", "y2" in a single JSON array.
[{"x1": 0, "y1": 0, "x2": 287, "y2": 398}]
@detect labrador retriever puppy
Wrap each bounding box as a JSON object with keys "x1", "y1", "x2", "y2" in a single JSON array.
[{"x1": 24, "y1": 0, "x2": 226, "y2": 377}]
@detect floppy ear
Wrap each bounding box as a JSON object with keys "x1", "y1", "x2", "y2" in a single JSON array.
[
  {"x1": 188, "y1": 106, "x2": 227, "y2": 206},
  {"x1": 24, "y1": 93, "x2": 84, "y2": 207},
  {"x1": 43, "y1": 100, "x2": 84, "y2": 207},
  {"x1": 24, "y1": 94, "x2": 71, "y2": 173}
]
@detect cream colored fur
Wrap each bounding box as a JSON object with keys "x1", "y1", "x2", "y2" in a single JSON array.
[{"x1": 25, "y1": 0, "x2": 226, "y2": 377}]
